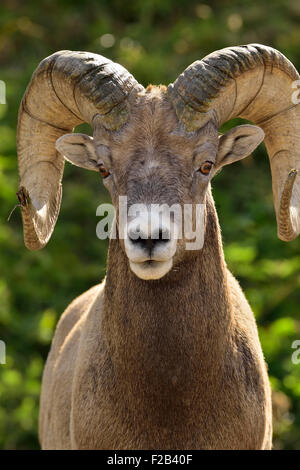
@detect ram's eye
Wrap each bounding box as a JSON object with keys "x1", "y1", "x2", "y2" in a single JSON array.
[
  {"x1": 99, "y1": 164, "x2": 110, "y2": 178},
  {"x1": 199, "y1": 161, "x2": 213, "y2": 175}
]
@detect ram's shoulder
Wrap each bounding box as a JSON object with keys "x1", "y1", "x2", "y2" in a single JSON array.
[
  {"x1": 226, "y1": 270, "x2": 257, "y2": 329},
  {"x1": 53, "y1": 282, "x2": 105, "y2": 353}
]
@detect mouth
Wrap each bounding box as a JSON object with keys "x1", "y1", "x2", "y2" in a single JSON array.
[{"x1": 129, "y1": 258, "x2": 173, "y2": 280}]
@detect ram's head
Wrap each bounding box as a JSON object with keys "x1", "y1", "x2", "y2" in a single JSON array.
[{"x1": 17, "y1": 45, "x2": 300, "y2": 280}]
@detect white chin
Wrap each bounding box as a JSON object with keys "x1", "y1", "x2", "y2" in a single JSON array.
[{"x1": 129, "y1": 259, "x2": 173, "y2": 280}]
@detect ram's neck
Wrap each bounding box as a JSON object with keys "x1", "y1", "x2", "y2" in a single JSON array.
[{"x1": 102, "y1": 194, "x2": 234, "y2": 387}]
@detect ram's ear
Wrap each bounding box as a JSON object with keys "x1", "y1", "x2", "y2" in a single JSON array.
[
  {"x1": 56, "y1": 133, "x2": 100, "y2": 171},
  {"x1": 216, "y1": 125, "x2": 264, "y2": 169}
]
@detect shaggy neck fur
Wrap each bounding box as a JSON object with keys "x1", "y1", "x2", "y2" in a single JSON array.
[{"x1": 102, "y1": 194, "x2": 235, "y2": 429}]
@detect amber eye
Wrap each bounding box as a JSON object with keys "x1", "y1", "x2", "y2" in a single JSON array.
[
  {"x1": 199, "y1": 161, "x2": 213, "y2": 175},
  {"x1": 99, "y1": 164, "x2": 110, "y2": 178}
]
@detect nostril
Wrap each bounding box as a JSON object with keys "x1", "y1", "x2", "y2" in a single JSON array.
[
  {"x1": 128, "y1": 229, "x2": 149, "y2": 245},
  {"x1": 128, "y1": 232, "x2": 136, "y2": 243},
  {"x1": 128, "y1": 228, "x2": 143, "y2": 243},
  {"x1": 129, "y1": 234, "x2": 154, "y2": 251},
  {"x1": 158, "y1": 228, "x2": 170, "y2": 242},
  {"x1": 127, "y1": 227, "x2": 171, "y2": 252}
]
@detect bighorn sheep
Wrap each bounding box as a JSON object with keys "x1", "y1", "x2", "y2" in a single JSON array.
[{"x1": 17, "y1": 44, "x2": 299, "y2": 449}]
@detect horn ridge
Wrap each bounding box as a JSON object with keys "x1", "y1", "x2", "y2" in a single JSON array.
[
  {"x1": 168, "y1": 44, "x2": 300, "y2": 241},
  {"x1": 18, "y1": 50, "x2": 143, "y2": 250}
]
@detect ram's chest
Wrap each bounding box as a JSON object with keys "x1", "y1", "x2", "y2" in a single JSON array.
[{"x1": 69, "y1": 338, "x2": 267, "y2": 450}]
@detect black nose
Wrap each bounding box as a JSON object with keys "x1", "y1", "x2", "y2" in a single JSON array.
[{"x1": 128, "y1": 228, "x2": 170, "y2": 253}]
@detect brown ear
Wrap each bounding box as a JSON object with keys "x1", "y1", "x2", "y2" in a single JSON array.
[
  {"x1": 56, "y1": 133, "x2": 101, "y2": 172},
  {"x1": 216, "y1": 125, "x2": 264, "y2": 169}
]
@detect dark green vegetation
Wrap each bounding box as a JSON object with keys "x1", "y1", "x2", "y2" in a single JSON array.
[{"x1": 0, "y1": 0, "x2": 299, "y2": 449}]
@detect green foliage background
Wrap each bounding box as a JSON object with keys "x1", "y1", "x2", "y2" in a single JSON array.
[{"x1": 0, "y1": 0, "x2": 299, "y2": 449}]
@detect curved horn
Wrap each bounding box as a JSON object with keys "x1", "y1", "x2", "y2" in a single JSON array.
[
  {"x1": 17, "y1": 50, "x2": 143, "y2": 250},
  {"x1": 168, "y1": 44, "x2": 300, "y2": 241}
]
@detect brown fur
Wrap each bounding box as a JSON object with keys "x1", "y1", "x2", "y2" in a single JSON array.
[{"x1": 39, "y1": 88, "x2": 272, "y2": 449}]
